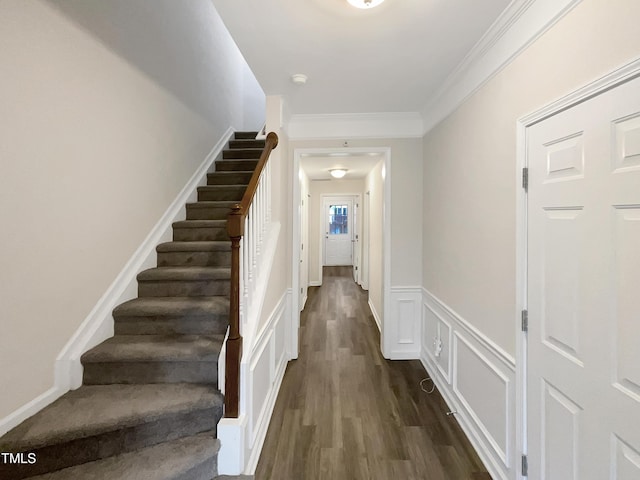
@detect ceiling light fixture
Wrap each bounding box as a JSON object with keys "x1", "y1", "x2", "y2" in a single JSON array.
[
  {"x1": 291, "y1": 73, "x2": 308, "y2": 85},
  {"x1": 330, "y1": 169, "x2": 348, "y2": 179},
  {"x1": 347, "y1": 0, "x2": 385, "y2": 9}
]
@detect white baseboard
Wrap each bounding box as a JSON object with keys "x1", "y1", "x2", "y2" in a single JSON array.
[
  {"x1": 0, "y1": 128, "x2": 234, "y2": 437},
  {"x1": 368, "y1": 299, "x2": 381, "y2": 332},
  {"x1": 218, "y1": 290, "x2": 291, "y2": 475},
  {"x1": 309, "y1": 281, "x2": 321, "y2": 287},
  {"x1": 421, "y1": 288, "x2": 516, "y2": 480}
]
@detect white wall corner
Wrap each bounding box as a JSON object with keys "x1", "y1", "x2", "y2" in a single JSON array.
[
  {"x1": 421, "y1": 0, "x2": 583, "y2": 134},
  {"x1": 0, "y1": 128, "x2": 234, "y2": 437},
  {"x1": 385, "y1": 287, "x2": 422, "y2": 360},
  {"x1": 287, "y1": 112, "x2": 424, "y2": 140}
]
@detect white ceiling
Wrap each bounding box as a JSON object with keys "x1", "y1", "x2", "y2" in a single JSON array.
[
  {"x1": 301, "y1": 153, "x2": 383, "y2": 180},
  {"x1": 211, "y1": 0, "x2": 512, "y2": 116}
]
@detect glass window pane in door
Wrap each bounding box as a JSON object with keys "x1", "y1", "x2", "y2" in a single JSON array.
[{"x1": 329, "y1": 205, "x2": 348, "y2": 234}]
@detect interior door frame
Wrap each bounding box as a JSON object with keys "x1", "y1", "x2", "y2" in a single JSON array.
[
  {"x1": 319, "y1": 193, "x2": 362, "y2": 283},
  {"x1": 515, "y1": 57, "x2": 640, "y2": 480},
  {"x1": 292, "y1": 147, "x2": 392, "y2": 361}
]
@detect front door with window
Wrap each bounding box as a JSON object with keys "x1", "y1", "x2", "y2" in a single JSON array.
[{"x1": 323, "y1": 197, "x2": 353, "y2": 266}]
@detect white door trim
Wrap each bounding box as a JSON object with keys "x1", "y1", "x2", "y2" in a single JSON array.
[
  {"x1": 292, "y1": 147, "x2": 392, "y2": 359},
  {"x1": 515, "y1": 56, "x2": 640, "y2": 480}
]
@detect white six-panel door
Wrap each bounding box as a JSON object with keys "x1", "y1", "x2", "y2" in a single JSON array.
[{"x1": 527, "y1": 76, "x2": 640, "y2": 479}]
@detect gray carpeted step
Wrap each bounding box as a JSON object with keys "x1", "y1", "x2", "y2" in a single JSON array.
[
  {"x1": 30, "y1": 433, "x2": 220, "y2": 480},
  {"x1": 215, "y1": 160, "x2": 259, "y2": 172},
  {"x1": 157, "y1": 241, "x2": 231, "y2": 267},
  {"x1": 113, "y1": 296, "x2": 229, "y2": 335},
  {"x1": 228, "y1": 139, "x2": 265, "y2": 149},
  {"x1": 81, "y1": 335, "x2": 223, "y2": 385},
  {"x1": 186, "y1": 201, "x2": 238, "y2": 220},
  {"x1": 137, "y1": 267, "x2": 231, "y2": 297},
  {"x1": 207, "y1": 171, "x2": 254, "y2": 185},
  {"x1": 222, "y1": 149, "x2": 262, "y2": 160},
  {"x1": 172, "y1": 220, "x2": 229, "y2": 242},
  {"x1": 232, "y1": 131, "x2": 259, "y2": 140},
  {"x1": 0, "y1": 384, "x2": 222, "y2": 479},
  {"x1": 197, "y1": 185, "x2": 247, "y2": 202}
]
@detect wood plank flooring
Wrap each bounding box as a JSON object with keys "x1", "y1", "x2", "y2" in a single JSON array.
[{"x1": 255, "y1": 267, "x2": 491, "y2": 480}]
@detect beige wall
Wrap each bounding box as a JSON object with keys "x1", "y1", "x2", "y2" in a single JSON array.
[
  {"x1": 365, "y1": 160, "x2": 385, "y2": 321},
  {"x1": 290, "y1": 138, "x2": 423, "y2": 287},
  {"x1": 307, "y1": 179, "x2": 365, "y2": 284},
  {"x1": 0, "y1": 0, "x2": 264, "y2": 420},
  {"x1": 422, "y1": 0, "x2": 640, "y2": 356}
]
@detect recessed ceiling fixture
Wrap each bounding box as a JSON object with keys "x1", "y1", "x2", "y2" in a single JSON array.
[
  {"x1": 347, "y1": 0, "x2": 385, "y2": 9},
  {"x1": 291, "y1": 73, "x2": 308, "y2": 85},
  {"x1": 330, "y1": 168, "x2": 348, "y2": 179}
]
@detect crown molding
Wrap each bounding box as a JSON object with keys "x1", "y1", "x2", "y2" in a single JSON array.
[
  {"x1": 421, "y1": 0, "x2": 583, "y2": 134},
  {"x1": 287, "y1": 112, "x2": 424, "y2": 140}
]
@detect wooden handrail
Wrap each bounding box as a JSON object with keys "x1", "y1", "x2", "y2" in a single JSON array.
[{"x1": 224, "y1": 131, "x2": 278, "y2": 418}]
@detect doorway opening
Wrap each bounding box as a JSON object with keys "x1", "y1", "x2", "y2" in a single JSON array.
[{"x1": 291, "y1": 147, "x2": 391, "y2": 359}]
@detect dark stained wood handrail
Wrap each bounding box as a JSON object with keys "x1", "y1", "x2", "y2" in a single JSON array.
[{"x1": 224, "y1": 131, "x2": 278, "y2": 418}]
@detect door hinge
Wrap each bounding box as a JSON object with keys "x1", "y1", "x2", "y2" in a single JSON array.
[
  {"x1": 521, "y1": 310, "x2": 529, "y2": 332},
  {"x1": 301, "y1": 287, "x2": 303, "y2": 294},
  {"x1": 522, "y1": 454, "x2": 528, "y2": 477},
  {"x1": 355, "y1": 266, "x2": 358, "y2": 270},
  {"x1": 522, "y1": 167, "x2": 529, "y2": 191}
]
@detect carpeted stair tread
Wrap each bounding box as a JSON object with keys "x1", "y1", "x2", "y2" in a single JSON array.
[
  {"x1": 30, "y1": 433, "x2": 220, "y2": 480},
  {"x1": 0, "y1": 384, "x2": 222, "y2": 452},
  {"x1": 157, "y1": 241, "x2": 231, "y2": 253},
  {"x1": 172, "y1": 220, "x2": 227, "y2": 229},
  {"x1": 186, "y1": 201, "x2": 238, "y2": 208},
  {"x1": 81, "y1": 335, "x2": 224, "y2": 363},
  {"x1": 114, "y1": 296, "x2": 229, "y2": 318},
  {"x1": 138, "y1": 266, "x2": 231, "y2": 282}
]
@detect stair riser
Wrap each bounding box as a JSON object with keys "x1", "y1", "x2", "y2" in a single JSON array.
[
  {"x1": 197, "y1": 186, "x2": 245, "y2": 202},
  {"x1": 186, "y1": 205, "x2": 233, "y2": 220},
  {"x1": 215, "y1": 160, "x2": 258, "y2": 171},
  {"x1": 229, "y1": 139, "x2": 265, "y2": 149},
  {"x1": 157, "y1": 251, "x2": 231, "y2": 267},
  {"x1": 114, "y1": 317, "x2": 228, "y2": 336},
  {"x1": 138, "y1": 280, "x2": 230, "y2": 297},
  {"x1": 83, "y1": 362, "x2": 218, "y2": 386},
  {"x1": 207, "y1": 172, "x2": 253, "y2": 185},
  {"x1": 173, "y1": 226, "x2": 229, "y2": 242},
  {"x1": 222, "y1": 150, "x2": 262, "y2": 160},
  {"x1": 0, "y1": 408, "x2": 220, "y2": 480},
  {"x1": 234, "y1": 131, "x2": 259, "y2": 140}
]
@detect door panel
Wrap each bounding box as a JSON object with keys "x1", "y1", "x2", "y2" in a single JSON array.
[{"x1": 527, "y1": 76, "x2": 640, "y2": 480}]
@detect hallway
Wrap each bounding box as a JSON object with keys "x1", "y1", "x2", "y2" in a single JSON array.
[{"x1": 255, "y1": 267, "x2": 491, "y2": 480}]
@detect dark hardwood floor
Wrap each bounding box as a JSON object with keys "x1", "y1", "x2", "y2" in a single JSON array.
[{"x1": 255, "y1": 266, "x2": 491, "y2": 480}]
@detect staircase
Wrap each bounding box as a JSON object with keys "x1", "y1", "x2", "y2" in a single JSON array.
[{"x1": 0, "y1": 132, "x2": 264, "y2": 480}]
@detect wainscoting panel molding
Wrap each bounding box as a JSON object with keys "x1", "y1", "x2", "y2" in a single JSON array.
[
  {"x1": 388, "y1": 287, "x2": 422, "y2": 359},
  {"x1": 218, "y1": 291, "x2": 291, "y2": 475},
  {"x1": 421, "y1": 288, "x2": 516, "y2": 480}
]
